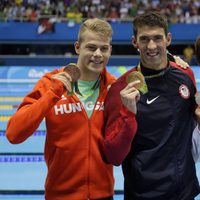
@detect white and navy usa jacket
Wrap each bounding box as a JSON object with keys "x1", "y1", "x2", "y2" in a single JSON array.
[{"x1": 103, "y1": 61, "x2": 200, "y2": 200}]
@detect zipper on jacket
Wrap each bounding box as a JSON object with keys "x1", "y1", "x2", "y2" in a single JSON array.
[
  {"x1": 71, "y1": 81, "x2": 108, "y2": 198},
  {"x1": 87, "y1": 119, "x2": 91, "y2": 199},
  {"x1": 86, "y1": 87, "x2": 107, "y2": 199}
]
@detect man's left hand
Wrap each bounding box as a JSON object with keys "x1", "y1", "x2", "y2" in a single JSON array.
[{"x1": 173, "y1": 55, "x2": 189, "y2": 69}]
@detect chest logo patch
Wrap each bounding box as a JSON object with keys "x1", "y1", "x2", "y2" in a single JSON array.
[
  {"x1": 179, "y1": 84, "x2": 190, "y2": 99},
  {"x1": 146, "y1": 95, "x2": 160, "y2": 104}
]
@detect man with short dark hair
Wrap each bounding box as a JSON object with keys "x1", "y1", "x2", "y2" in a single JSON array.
[{"x1": 103, "y1": 11, "x2": 200, "y2": 200}]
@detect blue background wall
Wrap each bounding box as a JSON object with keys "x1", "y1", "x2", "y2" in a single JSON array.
[{"x1": 0, "y1": 22, "x2": 200, "y2": 44}]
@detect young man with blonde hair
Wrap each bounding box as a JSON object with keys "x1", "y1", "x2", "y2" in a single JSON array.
[{"x1": 6, "y1": 18, "x2": 115, "y2": 200}]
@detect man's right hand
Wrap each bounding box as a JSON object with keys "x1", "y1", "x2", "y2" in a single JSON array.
[
  {"x1": 120, "y1": 81, "x2": 140, "y2": 114},
  {"x1": 51, "y1": 72, "x2": 72, "y2": 92}
]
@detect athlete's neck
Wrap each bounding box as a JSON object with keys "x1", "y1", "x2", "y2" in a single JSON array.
[
  {"x1": 140, "y1": 62, "x2": 169, "y2": 77},
  {"x1": 78, "y1": 68, "x2": 101, "y2": 81},
  {"x1": 141, "y1": 58, "x2": 168, "y2": 71},
  {"x1": 79, "y1": 73, "x2": 100, "y2": 81}
]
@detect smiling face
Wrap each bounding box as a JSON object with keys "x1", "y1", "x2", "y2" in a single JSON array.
[
  {"x1": 75, "y1": 30, "x2": 112, "y2": 80},
  {"x1": 132, "y1": 25, "x2": 171, "y2": 70},
  {"x1": 74, "y1": 18, "x2": 113, "y2": 81}
]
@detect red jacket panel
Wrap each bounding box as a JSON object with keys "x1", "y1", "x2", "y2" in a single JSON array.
[{"x1": 6, "y1": 67, "x2": 116, "y2": 200}]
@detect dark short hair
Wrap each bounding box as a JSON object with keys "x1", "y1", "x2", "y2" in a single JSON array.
[{"x1": 133, "y1": 11, "x2": 168, "y2": 37}]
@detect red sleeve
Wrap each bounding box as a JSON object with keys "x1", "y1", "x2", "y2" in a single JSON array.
[
  {"x1": 6, "y1": 76, "x2": 65, "y2": 144},
  {"x1": 103, "y1": 79, "x2": 138, "y2": 166}
]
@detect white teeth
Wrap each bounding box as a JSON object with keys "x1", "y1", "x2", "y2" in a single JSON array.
[
  {"x1": 92, "y1": 61, "x2": 102, "y2": 64},
  {"x1": 148, "y1": 52, "x2": 158, "y2": 57}
]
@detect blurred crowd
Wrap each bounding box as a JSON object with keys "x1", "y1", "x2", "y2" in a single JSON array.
[{"x1": 0, "y1": 0, "x2": 200, "y2": 24}]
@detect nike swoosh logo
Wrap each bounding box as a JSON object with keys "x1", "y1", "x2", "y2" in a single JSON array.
[{"x1": 146, "y1": 95, "x2": 160, "y2": 104}]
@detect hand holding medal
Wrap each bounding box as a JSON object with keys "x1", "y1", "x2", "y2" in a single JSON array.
[
  {"x1": 120, "y1": 72, "x2": 142, "y2": 114},
  {"x1": 64, "y1": 63, "x2": 81, "y2": 95}
]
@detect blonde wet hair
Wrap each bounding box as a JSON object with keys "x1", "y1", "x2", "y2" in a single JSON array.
[{"x1": 78, "y1": 18, "x2": 113, "y2": 44}]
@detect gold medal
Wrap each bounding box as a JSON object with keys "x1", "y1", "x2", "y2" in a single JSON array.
[{"x1": 126, "y1": 71, "x2": 148, "y2": 94}]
